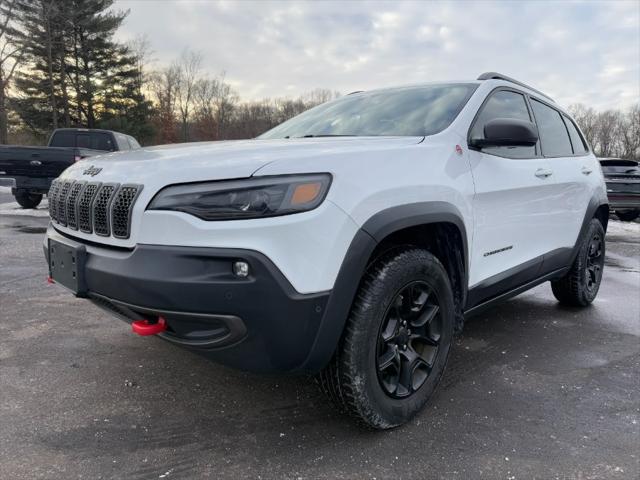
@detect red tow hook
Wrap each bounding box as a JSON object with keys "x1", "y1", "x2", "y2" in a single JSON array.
[
  {"x1": 47, "y1": 276, "x2": 55, "y2": 284},
  {"x1": 131, "y1": 317, "x2": 167, "y2": 336}
]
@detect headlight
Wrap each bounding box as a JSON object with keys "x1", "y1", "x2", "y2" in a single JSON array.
[{"x1": 147, "y1": 174, "x2": 332, "y2": 220}]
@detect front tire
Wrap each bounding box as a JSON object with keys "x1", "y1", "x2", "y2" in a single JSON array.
[
  {"x1": 551, "y1": 218, "x2": 605, "y2": 307},
  {"x1": 317, "y1": 248, "x2": 455, "y2": 429},
  {"x1": 615, "y1": 210, "x2": 639, "y2": 222},
  {"x1": 14, "y1": 192, "x2": 43, "y2": 209}
]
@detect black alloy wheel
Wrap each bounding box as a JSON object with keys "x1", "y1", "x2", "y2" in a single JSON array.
[
  {"x1": 376, "y1": 281, "x2": 442, "y2": 398},
  {"x1": 585, "y1": 232, "x2": 604, "y2": 294}
]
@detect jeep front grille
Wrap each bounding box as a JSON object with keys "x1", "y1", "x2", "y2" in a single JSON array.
[{"x1": 49, "y1": 179, "x2": 142, "y2": 240}]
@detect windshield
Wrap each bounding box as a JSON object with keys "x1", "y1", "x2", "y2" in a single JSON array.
[{"x1": 259, "y1": 83, "x2": 478, "y2": 139}]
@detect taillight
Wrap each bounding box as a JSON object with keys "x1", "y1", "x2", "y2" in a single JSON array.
[{"x1": 74, "y1": 155, "x2": 82, "y2": 162}]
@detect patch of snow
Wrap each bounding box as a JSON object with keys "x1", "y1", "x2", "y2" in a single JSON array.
[
  {"x1": 607, "y1": 219, "x2": 640, "y2": 236},
  {"x1": 0, "y1": 200, "x2": 50, "y2": 217}
]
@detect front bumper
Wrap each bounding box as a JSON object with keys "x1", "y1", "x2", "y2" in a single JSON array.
[{"x1": 45, "y1": 226, "x2": 331, "y2": 373}]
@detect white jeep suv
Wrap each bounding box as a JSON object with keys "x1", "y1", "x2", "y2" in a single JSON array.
[{"x1": 44, "y1": 72, "x2": 608, "y2": 428}]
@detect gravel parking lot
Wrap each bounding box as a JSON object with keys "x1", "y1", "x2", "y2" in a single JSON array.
[{"x1": 1, "y1": 186, "x2": 638, "y2": 480}]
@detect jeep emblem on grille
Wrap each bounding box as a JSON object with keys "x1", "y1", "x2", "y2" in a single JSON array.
[{"x1": 83, "y1": 165, "x2": 102, "y2": 177}]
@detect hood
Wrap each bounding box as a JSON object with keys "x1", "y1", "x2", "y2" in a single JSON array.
[{"x1": 60, "y1": 136, "x2": 424, "y2": 184}]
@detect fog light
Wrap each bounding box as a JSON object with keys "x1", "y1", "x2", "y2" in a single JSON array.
[{"x1": 233, "y1": 261, "x2": 250, "y2": 278}]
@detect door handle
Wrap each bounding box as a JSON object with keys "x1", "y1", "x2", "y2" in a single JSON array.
[
  {"x1": 581, "y1": 166, "x2": 593, "y2": 175},
  {"x1": 535, "y1": 168, "x2": 553, "y2": 179}
]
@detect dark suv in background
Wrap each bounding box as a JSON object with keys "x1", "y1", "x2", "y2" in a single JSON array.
[{"x1": 599, "y1": 157, "x2": 640, "y2": 222}]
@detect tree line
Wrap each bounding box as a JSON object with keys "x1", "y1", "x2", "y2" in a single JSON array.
[
  {"x1": 568, "y1": 104, "x2": 639, "y2": 160},
  {"x1": 0, "y1": 0, "x2": 338, "y2": 146},
  {"x1": 0, "y1": 0, "x2": 638, "y2": 158}
]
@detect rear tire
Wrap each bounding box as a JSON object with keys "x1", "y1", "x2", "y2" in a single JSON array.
[
  {"x1": 14, "y1": 192, "x2": 43, "y2": 209},
  {"x1": 317, "y1": 248, "x2": 455, "y2": 429},
  {"x1": 615, "y1": 210, "x2": 639, "y2": 222},
  {"x1": 551, "y1": 218, "x2": 605, "y2": 307}
]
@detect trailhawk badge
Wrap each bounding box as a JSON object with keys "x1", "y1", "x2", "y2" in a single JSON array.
[{"x1": 82, "y1": 165, "x2": 102, "y2": 177}]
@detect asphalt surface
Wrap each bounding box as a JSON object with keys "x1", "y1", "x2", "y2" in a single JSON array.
[{"x1": 1, "y1": 189, "x2": 638, "y2": 480}]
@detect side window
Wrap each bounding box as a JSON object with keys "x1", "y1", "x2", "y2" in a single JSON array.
[
  {"x1": 127, "y1": 136, "x2": 141, "y2": 149},
  {"x1": 530, "y1": 99, "x2": 573, "y2": 157},
  {"x1": 49, "y1": 131, "x2": 75, "y2": 147},
  {"x1": 562, "y1": 116, "x2": 588, "y2": 155},
  {"x1": 115, "y1": 133, "x2": 130, "y2": 150},
  {"x1": 470, "y1": 90, "x2": 536, "y2": 158},
  {"x1": 90, "y1": 133, "x2": 115, "y2": 151}
]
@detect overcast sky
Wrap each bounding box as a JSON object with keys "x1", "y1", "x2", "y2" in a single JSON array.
[{"x1": 115, "y1": 0, "x2": 639, "y2": 110}]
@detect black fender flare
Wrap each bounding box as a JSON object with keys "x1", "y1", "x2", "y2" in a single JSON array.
[
  {"x1": 298, "y1": 201, "x2": 468, "y2": 373},
  {"x1": 569, "y1": 195, "x2": 609, "y2": 266}
]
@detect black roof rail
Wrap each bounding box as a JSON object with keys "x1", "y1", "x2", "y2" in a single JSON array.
[
  {"x1": 477, "y1": 72, "x2": 555, "y2": 103},
  {"x1": 348, "y1": 90, "x2": 364, "y2": 95}
]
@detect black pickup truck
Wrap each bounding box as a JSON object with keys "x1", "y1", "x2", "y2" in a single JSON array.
[{"x1": 0, "y1": 128, "x2": 140, "y2": 208}]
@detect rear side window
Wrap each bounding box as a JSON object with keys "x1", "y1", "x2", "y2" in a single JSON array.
[
  {"x1": 90, "y1": 133, "x2": 115, "y2": 151},
  {"x1": 127, "y1": 136, "x2": 141, "y2": 149},
  {"x1": 530, "y1": 99, "x2": 573, "y2": 157},
  {"x1": 562, "y1": 116, "x2": 588, "y2": 155},
  {"x1": 115, "y1": 133, "x2": 130, "y2": 150},
  {"x1": 49, "y1": 131, "x2": 75, "y2": 147},
  {"x1": 470, "y1": 90, "x2": 536, "y2": 159}
]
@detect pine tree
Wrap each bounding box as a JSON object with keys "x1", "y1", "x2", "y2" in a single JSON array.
[{"x1": 9, "y1": 0, "x2": 154, "y2": 139}]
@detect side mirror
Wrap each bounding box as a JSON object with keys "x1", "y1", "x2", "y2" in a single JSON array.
[{"x1": 470, "y1": 118, "x2": 538, "y2": 148}]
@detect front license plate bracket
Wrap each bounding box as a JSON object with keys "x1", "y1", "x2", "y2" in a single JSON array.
[{"x1": 49, "y1": 238, "x2": 87, "y2": 296}]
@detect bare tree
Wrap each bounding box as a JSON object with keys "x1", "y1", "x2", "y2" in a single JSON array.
[
  {"x1": 175, "y1": 48, "x2": 202, "y2": 142},
  {"x1": 128, "y1": 34, "x2": 153, "y2": 95},
  {"x1": 595, "y1": 110, "x2": 619, "y2": 157},
  {"x1": 0, "y1": 0, "x2": 23, "y2": 143},
  {"x1": 617, "y1": 104, "x2": 640, "y2": 160},
  {"x1": 213, "y1": 72, "x2": 238, "y2": 140},
  {"x1": 192, "y1": 76, "x2": 218, "y2": 139},
  {"x1": 568, "y1": 103, "x2": 598, "y2": 151},
  {"x1": 149, "y1": 64, "x2": 181, "y2": 143}
]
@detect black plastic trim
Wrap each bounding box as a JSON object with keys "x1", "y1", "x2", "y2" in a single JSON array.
[
  {"x1": 297, "y1": 202, "x2": 468, "y2": 372},
  {"x1": 465, "y1": 267, "x2": 567, "y2": 318},
  {"x1": 89, "y1": 293, "x2": 247, "y2": 349}
]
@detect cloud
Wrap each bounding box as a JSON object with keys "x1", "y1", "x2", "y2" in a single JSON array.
[{"x1": 116, "y1": 0, "x2": 639, "y2": 110}]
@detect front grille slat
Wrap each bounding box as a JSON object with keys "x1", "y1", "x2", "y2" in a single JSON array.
[
  {"x1": 65, "y1": 181, "x2": 85, "y2": 230},
  {"x1": 78, "y1": 183, "x2": 100, "y2": 233},
  {"x1": 93, "y1": 184, "x2": 118, "y2": 236},
  {"x1": 56, "y1": 180, "x2": 74, "y2": 226},
  {"x1": 50, "y1": 179, "x2": 141, "y2": 240},
  {"x1": 48, "y1": 180, "x2": 61, "y2": 221},
  {"x1": 111, "y1": 185, "x2": 142, "y2": 239}
]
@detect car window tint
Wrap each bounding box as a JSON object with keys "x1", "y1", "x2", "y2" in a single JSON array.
[
  {"x1": 91, "y1": 133, "x2": 114, "y2": 151},
  {"x1": 49, "y1": 131, "x2": 75, "y2": 147},
  {"x1": 562, "y1": 116, "x2": 587, "y2": 155},
  {"x1": 76, "y1": 134, "x2": 90, "y2": 148},
  {"x1": 470, "y1": 90, "x2": 535, "y2": 159},
  {"x1": 530, "y1": 99, "x2": 573, "y2": 157}
]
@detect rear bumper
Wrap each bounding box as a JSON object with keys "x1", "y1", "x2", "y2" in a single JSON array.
[
  {"x1": 45, "y1": 226, "x2": 332, "y2": 373},
  {"x1": 605, "y1": 180, "x2": 640, "y2": 209},
  {"x1": 606, "y1": 192, "x2": 640, "y2": 210},
  {"x1": 9, "y1": 175, "x2": 54, "y2": 195}
]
